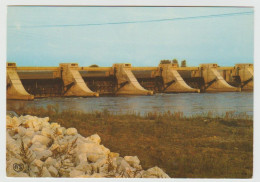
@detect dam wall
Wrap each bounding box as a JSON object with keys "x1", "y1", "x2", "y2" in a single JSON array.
[{"x1": 6, "y1": 62, "x2": 253, "y2": 100}]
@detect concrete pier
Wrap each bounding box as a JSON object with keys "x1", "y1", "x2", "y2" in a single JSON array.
[
  {"x1": 200, "y1": 64, "x2": 240, "y2": 92},
  {"x1": 60, "y1": 63, "x2": 99, "y2": 97},
  {"x1": 6, "y1": 63, "x2": 34, "y2": 100},
  {"x1": 235, "y1": 64, "x2": 253, "y2": 90},
  {"x1": 160, "y1": 63, "x2": 200, "y2": 93},
  {"x1": 113, "y1": 64, "x2": 153, "y2": 95}
]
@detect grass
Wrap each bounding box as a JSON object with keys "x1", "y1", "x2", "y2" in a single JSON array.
[{"x1": 7, "y1": 104, "x2": 253, "y2": 178}]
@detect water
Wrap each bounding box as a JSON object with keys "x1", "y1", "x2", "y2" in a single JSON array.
[{"x1": 7, "y1": 92, "x2": 253, "y2": 117}]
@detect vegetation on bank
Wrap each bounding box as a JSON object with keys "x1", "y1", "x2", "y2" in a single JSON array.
[{"x1": 7, "y1": 104, "x2": 253, "y2": 178}]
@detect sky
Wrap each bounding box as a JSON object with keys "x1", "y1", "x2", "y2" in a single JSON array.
[{"x1": 7, "y1": 6, "x2": 254, "y2": 67}]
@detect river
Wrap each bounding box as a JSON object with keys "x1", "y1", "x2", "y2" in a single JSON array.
[{"x1": 7, "y1": 92, "x2": 253, "y2": 118}]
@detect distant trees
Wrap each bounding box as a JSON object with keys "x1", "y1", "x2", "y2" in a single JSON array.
[
  {"x1": 160, "y1": 59, "x2": 187, "y2": 67},
  {"x1": 172, "y1": 59, "x2": 179, "y2": 67},
  {"x1": 160, "y1": 60, "x2": 171, "y2": 64},
  {"x1": 181, "y1": 60, "x2": 186, "y2": 67},
  {"x1": 89, "y1": 64, "x2": 99, "y2": 67}
]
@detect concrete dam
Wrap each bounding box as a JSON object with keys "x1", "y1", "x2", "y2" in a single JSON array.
[{"x1": 6, "y1": 62, "x2": 253, "y2": 100}]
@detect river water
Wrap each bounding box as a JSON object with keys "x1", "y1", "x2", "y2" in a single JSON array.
[{"x1": 7, "y1": 92, "x2": 253, "y2": 118}]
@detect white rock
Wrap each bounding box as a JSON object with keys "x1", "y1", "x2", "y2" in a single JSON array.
[
  {"x1": 70, "y1": 169, "x2": 85, "y2": 177},
  {"x1": 99, "y1": 164, "x2": 109, "y2": 174},
  {"x1": 42, "y1": 166, "x2": 52, "y2": 177},
  {"x1": 50, "y1": 122, "x2": 60, "y2": 129},
  {"x1": 142, "y1": 166, "x2": 170, "y2": 178},
  {"x1": 32, "y1": 135, "x2": 51, "y2": 146},
  {"x1": 35, "y1": 150, "x2": 52, "y2": 161},
  {"x1": 17, "y1": 127, "x2": 27, "y2": 137},
  {"x1": 30, "y1": 142, "x2": 47, "y2": 152},
  {"x1": 92, "y1": 157, "x2": 107, "y2": 172},
  {"x1": 6, "y1": 132, "x2": 21, "y2": 158},
  {"x1": 49, "y1": 143, "x2": 60, "y2": 152},
  {"x1": 6, "y1": 116, "x2": 21, "y2": 128},
  {"x1": 33, "y1": 159, "x2": 44, "y2": 168},
  {"x1": 38, "y1": 117, "x2": 50, "y2": 123},
  {"x1": 41, "y1": 127, "x2": 53, "y2": 138},
  {"x1": 75, "y1": 161, "x2": 92, "y2": 174},
  {"x1": 86, "y1": 134, "x2": 101, "y2": 144},
  {"x1": 45, "y1": 157, "x2": 55, "y2": 167},
  {"x1": 116, "y1": 157, "x2": 132, "y2": 173},
  {"x1": 66, "y1": 128, "x2": 78, "y2": 136},
  {"x1": 55, "y1": 127, "x2": 64, "y2": 135},
  {"x1": 21, "y1": 136, "x2": 32, "y2": 148},
  {"x1": 75, "y1": 153, "x2": 88, "y2": 165},
  {"x1": 87, "y1": 153, "x2": 107, "y2": 163},
  {"x1": 29, "y1": 165, "x2": 39, "y2": 177},
  {"x1": 48, "y1": 165, "x2": 58, "y2": 177},
  {"x1": 124, "y1": 156, "x2": 141, "y2": 169},
  {"x1": 24, "y1": 128, "x2": 35, "y2": 138}
]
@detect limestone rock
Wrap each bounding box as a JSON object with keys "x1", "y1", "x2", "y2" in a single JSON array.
[
  {"x1": 33, "y1": 159, "x2": 44, "y2": 168},
  {"x1": 48, "y1": 165, "x2": 58, "y2": 177},
  {"x1": 86, "y1": 134, "x2": 101, "y2": 144},
  {"x1": 42, "y1": 166, "x2": 52, "y2": 177},
  {"x1": 35, "y1": 150, "x2": 52, "y2": 161},
  {"x1": 142, "y1": 166, "x2": 170, "y2": 178},
  {"x1": 75, "y1": 162, "x2": 92, "y2": 174},
  {"x1": 69, "y1": 169, "x2": 85, "y2": 177},
  {"x1": 66, "y1": 128, "x2": 78, "y2": 136},
  {"x1": 41, "y1": 127, "x2": 53, "y2": 138},
  {"x1": 32, "y1": 135, "x2": 51, "y2": 146},
  {"x1": 6, "y1": 116, "x2": 21, "y2": 129},
  {"x1": 25, "y1": 128, "x2": 35, "y2": 138},
  {"x1": 124, "y1": 156, "x2": 141, "y2": 169},
  {"x1": 50, "y1": 122, "x2": 61, "y2": 129}
]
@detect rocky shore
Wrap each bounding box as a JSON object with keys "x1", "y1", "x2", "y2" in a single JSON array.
[{"x1": 6, "y1": 115, "x2": 169, "y2": 178}]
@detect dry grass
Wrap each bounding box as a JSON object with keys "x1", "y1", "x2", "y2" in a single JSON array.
[{"x1": 8, "y1": 104, "x2": 253, "y2": 178}]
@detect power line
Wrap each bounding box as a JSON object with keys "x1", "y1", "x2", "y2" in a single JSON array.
[{"x1": 8, "y1": 11, "x2": 253, "y2": 29}]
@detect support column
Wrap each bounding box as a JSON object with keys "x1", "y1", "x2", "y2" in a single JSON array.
[
  {"x1": 60, "y1": 63, "x2": 99, "y2": 97},
  {"x1": 200, "y1": 64, "x2": 240, "y2": 92},
  {"x1": 160, "y1": 63, "x2": 200, "y2": 93},
  {"x1": 235, "y1": 64, "x2": 253, "y2": 90},
  {"x1": 113, "y1": 63, "x2": 153, "y2": 95},
  {"x1": 6, "y1": 63, "x2": 34, "y2": 100}
]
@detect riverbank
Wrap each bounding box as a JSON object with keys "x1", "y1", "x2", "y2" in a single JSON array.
[{"x1": 8, "y1": 105, "x2": 253, "y2": 178}]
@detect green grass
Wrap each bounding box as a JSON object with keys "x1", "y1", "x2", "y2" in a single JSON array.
[{"x1": 7, "y1": 104, "x2": 253, "y2": 178}]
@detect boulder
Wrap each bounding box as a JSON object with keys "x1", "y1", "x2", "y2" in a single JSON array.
[
  {"x1": 6, "y1": 116, "x2": 21, "y2": 129},
  {"x1": 35, "y1": 150, "x2": 52, "y2": 161},
  {"x1": 25, "y1": 128, "x2": 35, "y2": 138},
  {"x1": 48, "y1": 165, "x2": 58, "y2": 177},
  {"x1": 69, "y1": 169, "x2": 85, "y2": 177},
  {"x1": 86, "y1": 134, "x2": 101, "y2": 144},
  {"x1": 32, "y1": 135, "x2": 51, "y2": 146},
  {"x1": 142, "y1": 166, "x2": 170, "y2": 178},
  {"x1": 66, "y1": 128, "x2": 78, "y2": 136},
  {"x1": 42, "y1": 166, "x2": 52, "y2": 177},
  {"x1": 124, "y1": 156, "x2": 141, "y2": 169},
  {"x1": 41, "y1": 127, "x2": 53, "y2": 138}
]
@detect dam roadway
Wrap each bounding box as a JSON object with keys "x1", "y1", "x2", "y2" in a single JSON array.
[{"x1": 6, "y1": 62, "x2": 253, "y2": 100}]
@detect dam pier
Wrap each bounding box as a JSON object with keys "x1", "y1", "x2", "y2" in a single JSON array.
[{"x1": 6, "y1": 62, "x2": 253, "y2": 100}]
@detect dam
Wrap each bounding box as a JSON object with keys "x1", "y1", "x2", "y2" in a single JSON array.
[{"x1": 6, "y1": 62, "x2": 253, "y2": 100}]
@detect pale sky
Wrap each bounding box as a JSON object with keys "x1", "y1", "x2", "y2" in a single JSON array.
[{"x1": 7, "y1": 6, "x2": 254, "y2": 67}]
